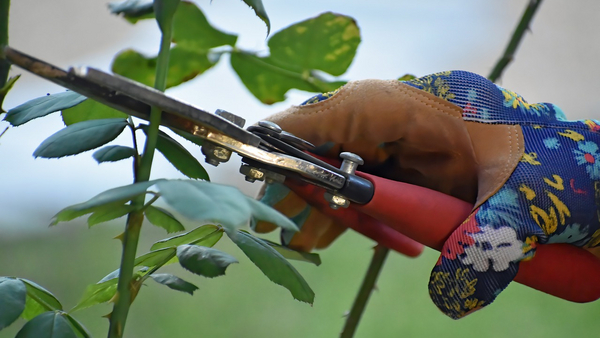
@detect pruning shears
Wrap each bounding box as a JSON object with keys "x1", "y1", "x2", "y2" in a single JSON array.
[
  {"x1": 4, "y1": 46, "x2": 600, "y2": 304},
  {"x1": 2, "y1": 46, "x2": 373, "y2": 208}
]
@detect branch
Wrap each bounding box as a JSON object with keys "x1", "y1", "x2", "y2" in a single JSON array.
[
  {"x1": 340, "y1": 245, "x2": 390, "y2": 338},
  {"x1": 108, "y1": 3, "x2": 176, "y2": 337},
  {"x1": 488, "y1": 0, "x2": 544, "y2": 82},
  {"x1": 0, "y1": 0, "x2": 9, "y2": 88}
]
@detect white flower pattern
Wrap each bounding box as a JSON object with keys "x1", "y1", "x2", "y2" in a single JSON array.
[{"x1": 460, "y1": 227, "x2": 524, "y2": 272}]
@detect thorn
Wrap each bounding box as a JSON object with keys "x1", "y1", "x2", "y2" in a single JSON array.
[
  {"x1": 114, "y1": 232, "x2": 125, "y2": 242},
  {"x1": 342, "y1": 310, "x2": 350, "y2": 318}
]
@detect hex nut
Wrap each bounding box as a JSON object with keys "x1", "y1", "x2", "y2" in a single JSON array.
[{"x1": 324, "y1": 191, "x2": 350, "y2": 209}]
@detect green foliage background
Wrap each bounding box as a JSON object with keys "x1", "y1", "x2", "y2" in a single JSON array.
[{"x1": 1, "y1": 221, "x2": 598, "y2": 337}]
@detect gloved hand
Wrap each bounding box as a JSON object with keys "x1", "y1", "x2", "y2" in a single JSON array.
[{"x1": 254, "y1": 71, "x2": 600, "y2": 318}]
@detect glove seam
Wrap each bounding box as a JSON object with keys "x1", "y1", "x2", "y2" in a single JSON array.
[{"x1": 294, "y1": 80, "x2": 463, "y2": 120}]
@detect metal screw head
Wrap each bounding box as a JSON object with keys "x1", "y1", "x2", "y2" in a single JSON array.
[
  {"x1": 202, "y1": 143, "x2": 232, "y2": 167},
  {"x1": 258, "y1": 120, "x2": 282, "y2": 134},
  {"x1": 211, "y1": 147, "x2": 231, "y2": 161},
  {"x1": 339, "y1": 152, "x2": 364, "y2": 175},
  {"x1": 324, "y1": 191, "x2": 350, "y2": 209},
  {"x1": 240, "y1": 165, "x2": 265, "y2": 183},
  {"x1": 340, "y1": 152, "x2": 364, "y2": 165}
]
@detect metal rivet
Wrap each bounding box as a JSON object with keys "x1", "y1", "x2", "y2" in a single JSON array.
[{"x1": 339, "y1": 152, "x2": 364, "y2": 175}]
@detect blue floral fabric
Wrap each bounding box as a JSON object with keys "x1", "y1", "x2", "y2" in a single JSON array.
[{"x1": 402, "y1": 71, "x2": 600, "y2": 318}]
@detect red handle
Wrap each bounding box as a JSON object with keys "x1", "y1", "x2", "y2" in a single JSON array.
[{"x1": 286, "y1": 172, "x2": 600, "y2": 303}]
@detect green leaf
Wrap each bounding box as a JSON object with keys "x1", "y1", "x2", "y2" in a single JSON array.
[
  {"x1": 151, "y1": 224, "x2": 222, "y2": 251},
  {"x1": 16, "y1": 311, "x2": 77, "y2": 338},
  {"x1": 88, "y1": 204, "x2": 136, "y2": 227},
  {"x1": 136, "y1": 225, "x2": 223, "y2": 269},
  {"x1": 156, "y1": 180, "x2": 297, "y2": 233},
  {"x1": 144, "y1": 205, "x2": 185, "y2": 233},
  {"x1": 154, "y1": 0, "x2": 181, "y2": 33},
  {"x1": 33, "y1": 118, "x2": 128, "y2": 158},
  {"x1": 51, "y1": 179, "x2": 162, "y2": 225},
  {"x1": 109, "y1": 0, "x2": 154, "y2": 23},
  {"x1": 112, "y1": 48, "x2": 215, "y2": 89},
  {"x1": 261, "y1": 239, "x2": 321, "y2": 266},
  {"x1": 139, "y1": 125, "x2": 209, "y2": 180},
  {"x1": 98, "y1": 269, "x2": 121, "y2": 283},
  {"x1": 0, "y1": 75, "x2": 21, "y2": 113},
  {"x1": 70, "y1": 279, "x2": 118, "y2": 312},
  {"x1": 62, "y1": 98, "x2": 128, "y2": 126},
  {"x1": 93, "y1": 145, "x2": 137, "y2": 163},
  {"x1": 71, "y1": 268, "x2": 146, "y2": 313},
  {"x1": 242, "y1": 0, "x2": 270, "y2": 34},
  {"x1": 0, "y1": 277, "x2": 26, "y2": 330},
  {"x1": 150, "y1": 274, "x2": 198, "y2": 295},
  {"x1": 230, "y1": 51, "x2": 345, "y2": 104},
  {"x1": 177, "y1": 244, "x2": 238, "y2": 278},
  {"x1": 135, "y1": 247, "x2": 177, "y2": 268},
  {"x1": 231, "y1": 11, "x2": 359, "y2": 104},
  {"x1": 398, "y1": 74, "x2": 417, "y2": 81},
  {"x1": 229, "y1": 231, "x2": 314, "y2": 303},
  {"x1": 269, "y1": 12, "x2": 360, "y2": 76},
  {"x1": 63, "y1": 314, "x2": 91, "y2": 338},
  {"x1": 112, "y1": 2, "x2": 237, "y2": 89},
  {"x1": 19, "y1": 279, "x2": 63, "y2": 321},
  {"x1": 111, "y1": 49, "x2": 160, "y2": 87},
  {"x1": 172, "y1": 3, "x2": 237, "y2": 50},
  {"x1": 5, "y1": 91, "x2": 86, "y2": 126}
]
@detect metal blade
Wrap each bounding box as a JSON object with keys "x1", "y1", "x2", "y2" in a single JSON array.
[{"x1": 2, "y1": 46, "x2": 260, "y2": 146}]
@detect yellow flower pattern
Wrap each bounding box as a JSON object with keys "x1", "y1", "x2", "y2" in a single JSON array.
[
  {"x1": 406, "y1": 71, "x2": 456, "y2": 101},
  {"x1": 429, "y1": 268, "x2": 485, "y2": 318}
]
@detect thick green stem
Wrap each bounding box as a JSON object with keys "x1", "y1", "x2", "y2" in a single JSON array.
[
  {"x1": 340, "y1": 246, "x2": 389, "y2": 338},
  {"x1": 107, "y1": 21, "x2": 173, "y2": 338},
  {"x1": 137, "y1": 26, "x2": 171, "y2": 181},
  {"x1": 0, "y1": 0, "x2": 10, "y2": 88},
  {"x1": 488, "y1": 0, "x2": 543, "y2": 82}
]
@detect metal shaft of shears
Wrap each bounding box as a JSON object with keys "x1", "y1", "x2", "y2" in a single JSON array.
[{"x1": 2, "y1": 46, "x2": 355, "y2": 195}]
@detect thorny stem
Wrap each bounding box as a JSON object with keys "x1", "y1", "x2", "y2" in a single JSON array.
[
  {"x1": 488, "y1": 0, "x2": 543, "y2": 82},
  {"x1": 107, "y1": 16, "x2": 174, "y2": 338},
  {"x1": 0, "y1": 0, "x2": 10, "y2": 88},
  {"x1": 340, "y1": 245, "x2": 389, "y2": 338}
]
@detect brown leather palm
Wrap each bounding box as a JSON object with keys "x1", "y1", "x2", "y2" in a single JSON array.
[{"x1": 266, "y1": 79, "x2": 523, "y2": 206}]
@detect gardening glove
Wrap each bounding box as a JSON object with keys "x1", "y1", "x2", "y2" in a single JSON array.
[{"x1": 254, "y1": 70, "x2": 600, "y2": 319}]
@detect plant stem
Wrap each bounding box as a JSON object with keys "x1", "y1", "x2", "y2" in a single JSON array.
[
  {"x1": 488, "y1": 0, "x2": 543, "y2": 82},
  {"x1": 340, "y1": 245, "x2": 390, "y2": 338},
  {"x1": 0, "y1": 0, "x2": 9, "y2": 88},
  {"x1": 107, "y1": 21, "x2": 173, "y2": 338},
  {"x1": 137, "y1": 27, "x2": 171, "y2": 181}
]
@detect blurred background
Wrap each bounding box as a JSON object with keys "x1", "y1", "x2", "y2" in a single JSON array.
[{"x1": 1, "y1": 0, "x2": 600, "y2": 337}]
